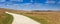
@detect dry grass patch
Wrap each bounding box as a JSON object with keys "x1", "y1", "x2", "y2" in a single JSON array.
[{"x1": 20, "y1": 12, "x2": 60, "y2": 24}]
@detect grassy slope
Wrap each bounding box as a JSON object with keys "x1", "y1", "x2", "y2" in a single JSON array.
[
  {"x1": 0, "y1": 13, "x2": 13, "y2": 24},
  {"x1": 20, "y1": 12, "x2": 60, "y2": 24}
]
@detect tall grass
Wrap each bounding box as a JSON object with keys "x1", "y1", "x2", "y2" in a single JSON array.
[
  {"x1": 0, "y1": 13, "x2": 13, "y2": 24},
  {"x1": 20, "y1": 12, "x2": 60, "y2": 24}
]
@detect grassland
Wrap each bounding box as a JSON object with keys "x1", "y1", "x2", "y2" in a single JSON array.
[
  {"x1": 0, "y1": 13, "x2": 13, "y2": 24},
  {"x1": 20, "y1": 12, "x2": 60, "y2": 24},
  {"x1": 0, "y1": 8, "x2": 60, "y2": 24}
]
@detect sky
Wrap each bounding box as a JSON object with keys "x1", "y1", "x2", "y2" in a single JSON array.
[{"x1": 0, "y1": 0, "x2": 60, "y2": 10}]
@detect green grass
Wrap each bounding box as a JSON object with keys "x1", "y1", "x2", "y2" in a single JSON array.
[{"x1": 0, "y1": 13, "x2": 13, "y2": 24}]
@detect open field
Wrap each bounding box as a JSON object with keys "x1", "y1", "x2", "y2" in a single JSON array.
[
  {"x1": 0, "y1": 8, "x2": 13, "y2": 24},
  {"x1": 20, "y1": 12, "x2": 60, "y2": 24},
  {"x1": 0, "y1": 8, "x2": 60, "y2": 24},
  {"x1": 0, "y1": 13, "x2": 13, "y2": 24}
]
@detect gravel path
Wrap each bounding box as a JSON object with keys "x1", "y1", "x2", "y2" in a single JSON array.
[{"x1": 5, "y1": 12, "x2": 40, "y2": 24}]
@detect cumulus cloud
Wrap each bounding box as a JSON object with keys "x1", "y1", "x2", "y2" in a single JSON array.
[
  {"x1": 0, "y1": 2, "x2": 60, "y2": 10},
  {"x1": 0, "y1": 3, "x2": 44, "y2": 10}
]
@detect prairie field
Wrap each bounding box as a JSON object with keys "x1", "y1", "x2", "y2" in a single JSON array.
[
  {"x1": 0, "y1": 8, "x2": 60, "y2": 24},
  {"x1": 0, "y1": 13, "x2": 13, "y2": 24},
  {"x1": 20, "y1": 12, "x2": 60, "y2": 24},
  {"x1": 0, "y1": 9, "x2": 13, "y2": 24}
]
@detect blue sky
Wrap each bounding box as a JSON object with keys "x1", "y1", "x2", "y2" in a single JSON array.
[{"x1": 0, "y1": 0, "x2": 60, "y2": 10}]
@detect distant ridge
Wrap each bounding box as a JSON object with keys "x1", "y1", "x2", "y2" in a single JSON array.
[
  {"x1": 0, "y1": 8, "x2": 60, "y2": 14},
  {"x1": 0, "y1": 8, "x2": 26, "y2": 14},
  {"x1": 30, "y1": 10, "x2": 60, "y2": 12}
]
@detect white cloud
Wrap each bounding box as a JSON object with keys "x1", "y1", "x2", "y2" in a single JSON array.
[
  {"x1": 0, "y1": 3, "x2": 59, "y2": 10},
  {"x1": 0, "y1": 3, "x2": 48, "y2": 10}
]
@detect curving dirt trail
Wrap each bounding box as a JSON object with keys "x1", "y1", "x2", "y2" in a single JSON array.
[{"x1": 5, "y1": 12, "x2": 40, "y2": 24}]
